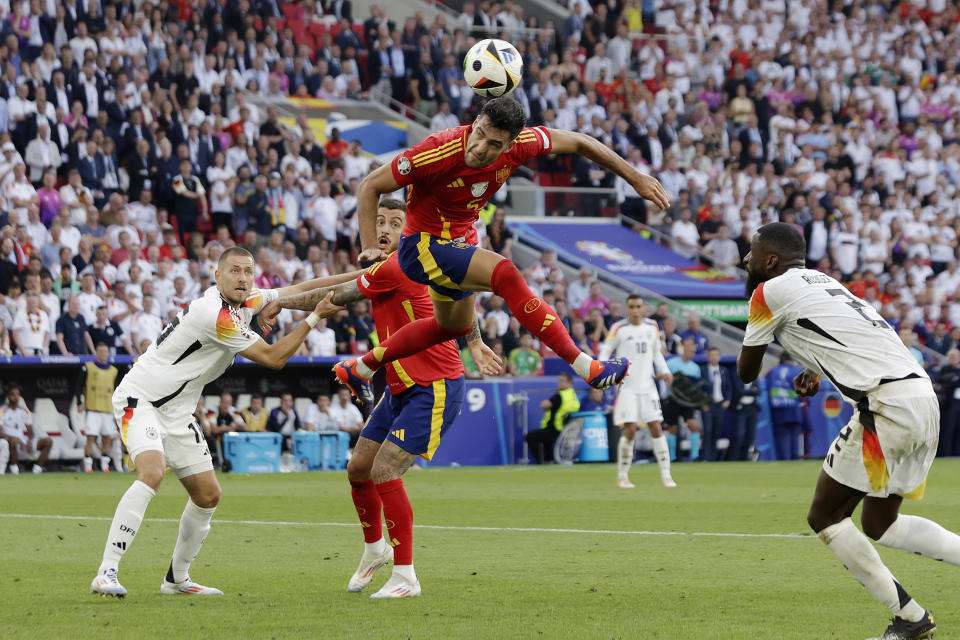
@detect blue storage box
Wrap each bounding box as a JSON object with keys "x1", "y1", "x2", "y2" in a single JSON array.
[
  {"x1": 569, "y1": 411, "x2": 610, "y2": 462},
  {"x1": 293, "y1": 431, "x2": 322, "y2": 470},
  {"x1": 319, "y1": 431, "x2": 350, "y2": 470},
  {"x1": 223, "y1": 432, "x2": 282, "y2": 473}
]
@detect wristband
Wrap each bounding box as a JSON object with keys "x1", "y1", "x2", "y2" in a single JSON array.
[{"x1": 305, "y1": 312, "x2": 320, "y2": 329}]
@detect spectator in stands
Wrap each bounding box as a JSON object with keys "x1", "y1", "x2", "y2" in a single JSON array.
[
  {"x1": 567, "y1": 267, "x2": 592, "y2": 311},
  {"x1": 306, "y1": 316, "x2": 337, "y2": 356},
  {"x1": 329, "y1": 386, "x2": 363, "y2": 448},
  {"x1": 304, "y1": 394, "x2": 339, "y2": 431},
  {"x1": 900, "y1": 327, "x2": 925, "y2": 367},
  {"x1": 671, "y1": 207, "x2": 700, "y2": 259},
  {"x1": 87, "y1": 305, "x2": 133, "y2": 356},
  {"x1": 578, "y1": 281, "x2": 610, "y2": 319},
  {"x1": 486, "y1": 208, "x2": 512, "y2": 258},
  {"x1": 934, "y1": 350, "x2": 960, "y2": 458},
  {"x1": 55, "y1": 294, "x2": 94, "y2": 355},
  {"x1": 508, "y1": 331, "x2": 543, "y2": 376},
  {"x1": 12, "y1": 291, "x2": 49, "y2": 355},
  {"x1": 680, "y1": 314, "x2": 708, "y2": 354},
  {"x1": 525, "y1": 372, "x2": 580, "y2": 464},
  {"x1": 240, "y1": 394, "x2": 268, "y2": 432},
  {"x1": 266, "y1": 392, "x2": 302, "y2": 453},
  {"x1": 700, "y1": 347, "x2": 732, "y2": 462},
  {"x1": 0, "y1": 383, "x2": 52, "y2": 474},
  {"x1": 704, "y1": 224, "x2": 740, "y2": 275},
  {"x1": 0, "y1": 318, "x2": 10, "y2": 356}
]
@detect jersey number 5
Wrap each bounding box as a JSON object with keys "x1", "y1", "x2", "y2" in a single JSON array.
[{"x1": 826, "y1": 288, "x2": 891, "y2": 330}]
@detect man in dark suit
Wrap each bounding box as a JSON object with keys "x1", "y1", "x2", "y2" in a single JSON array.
[
  {"x1": 119, "y1": 109, "x2": 153, "y2": 161},
  {"x1": 700, "y1": 347, "x2": 732, "y2": 462},
  {"x1": 325, "y1": 0, "x2": 353, "y2": 22},
  {"x1": 658, "y1": 112, "x2": 680, "y2": 152},
  {"x1": 125, "y1": 139, "x2": 156, "y2": 202},
  {"x1": 196, "y1": 121, "x2": 220, "y2": 176},
  {"x1": 802, "y1": 206, "x2": 831, "y2": 268},
  {"x1": 638, "y1": 124, "x2": 665, "y2": 171},
  {"x1": 738, "y1": 114, "x2": 766, "y2": 167}
]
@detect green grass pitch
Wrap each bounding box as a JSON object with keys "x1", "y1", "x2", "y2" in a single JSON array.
[{"x1": 1, "y1": 460, "x2": 959, "y2": 639}]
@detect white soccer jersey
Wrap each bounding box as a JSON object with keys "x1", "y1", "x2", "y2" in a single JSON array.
[
  {"x1": 598, "y1": 318, "x2": 668, "y2": 392},
  {"x1": 117, "y1": 286, "x2": 278, "y2": 417},
  {"x1": 743, "y1": 269, "x2": 926, "y2": 402}
]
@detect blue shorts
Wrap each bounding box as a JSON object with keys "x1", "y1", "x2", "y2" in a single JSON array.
[
  {"x1": 398, "y1": 233, "x2": 478, "y2": 302},
  {"x1": 360, "y1": 376, "x2": 465, "y2": 460}
]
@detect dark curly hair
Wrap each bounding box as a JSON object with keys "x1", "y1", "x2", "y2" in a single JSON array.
[{"x1": 479, "y1": 97, "x2": 526, "y2": 139}]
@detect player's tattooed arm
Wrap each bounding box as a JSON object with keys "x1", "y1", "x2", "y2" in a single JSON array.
[
  {"x1": 466, "y1": 313, "x2": 503, "y2": 376},
  {"x1": 258, "y1": 282, "x2": 367, "y2": 332}
]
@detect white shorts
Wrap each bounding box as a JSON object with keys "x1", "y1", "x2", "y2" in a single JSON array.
[
  {"x1": 823, "y1": 378, "x2": 939, "y2": 500},
  {"x1": 613, "y1": 389, "x2": 663, "y2": 426},
  {"x1": 112, "y1": 390, "x2": 213, "y2": 479},
  {"x1": 84, "y1": 411, "x2": 118, "y2": 438}
]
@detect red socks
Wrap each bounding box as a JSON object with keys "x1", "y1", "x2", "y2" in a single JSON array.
[
  {"x1": 350, "y1": 479, "x2": 383, "y2": 543},
  {"x1": 376, "y1": 478, "x2": 413, "y2": 565},
  {"x1": 360, "y1": 317, "x2": 470, "y2": 372},
  {"x1": 490, "y1": 260, "x2": 582, "y2": 364}
]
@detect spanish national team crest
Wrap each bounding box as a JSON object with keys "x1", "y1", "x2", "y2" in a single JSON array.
[
  {"x1": 396, "y1": 156, "x2": 411, "y2": 176},
  {"x1": 496, "y1": 166, "x2": 510, "y2": 183},
  {"x1": 471, "y1": 181, "x2": 488, "y2": 197}
]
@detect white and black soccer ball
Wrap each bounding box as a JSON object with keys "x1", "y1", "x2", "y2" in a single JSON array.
[{"x1": 463, "y1": 38, "x2": 523, "y2": 99}]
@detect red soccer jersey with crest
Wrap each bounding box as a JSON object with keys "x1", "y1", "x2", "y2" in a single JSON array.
[
  {"x1": 391, "y1": 124, "x2": 553, "y2": 244},
  {"x1": 357, "y1": 252, "x2": 465, "y2": 394}
]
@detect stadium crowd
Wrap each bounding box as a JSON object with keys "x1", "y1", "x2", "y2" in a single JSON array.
[{"x1": 2, "y1": 0, "x2": 960, "y2": 470}]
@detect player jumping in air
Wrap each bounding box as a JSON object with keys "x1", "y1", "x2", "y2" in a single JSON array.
[
  {"x1": 598, "y1": 295, "x2": 675, "y2": 488},
  {"x1": 738, "y1": 223, "x2": 960, "y2": 640},
  {"x1": 333, "y1": 98, "x2": 671, "y2": 403},
  {"x1": 89, "y1": 247, "x2": 349, "y2": 598},
  {"x1": 260, "y1": 198, "x2": 499, "y2": 598}
]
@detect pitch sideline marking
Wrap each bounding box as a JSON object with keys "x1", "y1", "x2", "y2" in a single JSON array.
[{"x1": 0, "y1": 513, "x2": 814, "y2": 539}]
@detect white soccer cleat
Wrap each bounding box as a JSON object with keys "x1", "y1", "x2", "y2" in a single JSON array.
[
  {"x1": 616, "y1": 479, "x2": 635, "y2": 488},
  {"x1": 32, "y1": 464, "x2": 43, "y2": 474},
  {"x1": 661, "y1": 476, "x2": 677, "y2": 488},
  {"x1": 370, "y1": 572, "x2": 421, "y2": 599},
  {"x1": 348, "y1": 542, "x2": 394, "y2": 592},
  {"x1": 91, "y1": 569, "x2": 127, "y2": 598},
  {"x1": 9, "y1": 464, "x2": 19, "y2": 475},
  {"x1": 160, "y1": 577, "x2": 224, "y2": 596}
]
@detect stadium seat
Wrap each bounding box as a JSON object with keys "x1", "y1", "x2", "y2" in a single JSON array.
[
  {"x1": 236, "y1": 394, "x2": 252, "y2": 410},
  {"x1": 294, "y1": 397, "x2": 313, "y2": 420},
  {"x1": 264, "y1": 396, "x2": 281, "y2": 412},
  {"x1": 205, "y1": 395, "x2": 219, "y2": 411},
  {"x1": 33, "y1": 399, "x2": 84, "y2": 463}
]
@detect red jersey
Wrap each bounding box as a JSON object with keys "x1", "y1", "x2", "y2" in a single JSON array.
[
  {"x1": 357, "y1": 252, "x2": 464, "y2": 394},
  {"x1": 391, "y1": 124, "x2": 553, "y2": 244}
]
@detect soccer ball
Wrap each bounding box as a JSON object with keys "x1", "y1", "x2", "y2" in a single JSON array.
[{"x1": 463, "y1": 38, "x2": 523, "y2": 98}]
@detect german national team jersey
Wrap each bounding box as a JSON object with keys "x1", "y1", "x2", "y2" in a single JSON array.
[
  {"x1": 117, "y1": 286, "x2": 278, "y2": 417},
  {"x1": 599, "y1": 318, "x2": 668, "y2": 392},
  {"x1": 357, "y1": 252, "x2": 464, "y2": 394},
  {"x1": 391, "y1": 124, "x2": 553, "y2": 244},
  {"x1": 743, "y1": 269, "x2": 927, "y2": 402}
]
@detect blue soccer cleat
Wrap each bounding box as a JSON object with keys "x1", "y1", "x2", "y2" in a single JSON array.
[
  {"x1": 334, "y1": 359, "x2": 374, "y2": 405},
  {"x1": 586, "y1": 357, "x2": 630, "y2": 389}
]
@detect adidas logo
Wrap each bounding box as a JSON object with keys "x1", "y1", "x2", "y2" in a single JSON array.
[
  {"x1": 112, "y1": 541, "x2": 127, "y2": 551},
  {"x1": 446, "y1": 178, "x2": 464, "y2": 188},
  {"x1": 391, "y1": 429, "x2": 405, "y2": 442},
  {"x1": 540, "y1": 314, "x2": 555, "y2": 332},
  {"x1": 391, "y1": 537, "x2": 401, "y2": 547}
]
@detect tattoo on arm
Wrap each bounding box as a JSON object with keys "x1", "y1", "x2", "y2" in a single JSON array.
[
  {"x1": 466, "y1": 314, "x2": 482, "y2": 346},
  {"x1": 275, "y1": 280, "x2": 367, "y2": 311}
]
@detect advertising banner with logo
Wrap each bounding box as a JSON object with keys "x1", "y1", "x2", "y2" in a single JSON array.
[
  {"x1": 509, "y1": 219, "x2": 745, "y2": 299},
  {"x1": 671, "y1": 299, "x2": 749, "y2": 322}
]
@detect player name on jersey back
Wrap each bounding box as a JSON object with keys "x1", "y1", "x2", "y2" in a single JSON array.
[{"x1": 744, "y1": 269, "x2": 926, "y2": 401}]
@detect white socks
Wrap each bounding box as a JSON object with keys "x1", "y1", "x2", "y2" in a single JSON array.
[
  {"x1": 0, "y1": 439, "x2": 8, "y2": 474},
  {"x1": 170, "y1": 499, "x2": 217, "y2": 583},
  {"x1": 355, "y1": 359, "x2": 374, "y2": 378},
  {"x1": 99, "y1": 480, "x2": 156, "y2": 574},
  {"x1": 572, "y1": 353, "x2": 593, "y2": 380},
  {"x1": 364, "y1": 537, "x2": 387, "y2": 555},
  {"x1": 819, "y1": 518, "x2": 925, "y2": 622},
  {"x1": 878, "y1": 514, "x2": 960, "y2": 565},
  {"x1": 617, "y1": 436, "x2": 633, "y2": 481},
  {"x1": 393, "y1": 563, "x2": 416, "y2": 582},
  {"x1": 651, "y1": 435, "x2": 672, "y2": 480},
  {"x1": 83, "y1": 456, "x2": 93, "y2": 472}
]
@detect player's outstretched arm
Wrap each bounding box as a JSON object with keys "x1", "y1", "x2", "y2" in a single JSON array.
[
  {"x1": 736, "y1": 344, "x2": 767, "y2": 383},
  {"x1": 546, "y1": 129, "x2": 671, "y2": 211},
  {"x1": 357, "y1": 163, "x2": 403, "y2": 262},
  {"x1": 258, "y1": 280, "x2": 367, "y2": 333},
  {"x1": 465, "y1": 313, "x2": 502, "y2": 376},
  {"x1": 273, "y1": 270, "x2": 367, "y2": 298},
  {"x1": 241, "y1": 292, "x2": 345, "y2": 370}
]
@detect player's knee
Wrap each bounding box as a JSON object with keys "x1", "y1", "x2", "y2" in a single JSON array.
[
  {"x1": 860, "y1": 513, "x2": 895, "y2": 541},
  {"x1": 137, "y1": 467, "x2": 165, "y2": 491},
  {"x1": 196, "y1": 485, "x2": 221, "y2": 508},
  {"x1": 347, "y1": 458, "x2": 371, "y2": 483},
  {"x1": 806, "y1": 506, "x2": 838, "y2": 534}
]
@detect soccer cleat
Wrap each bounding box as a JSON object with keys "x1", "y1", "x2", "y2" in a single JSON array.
[
  {"x1": 370, "y1": 572, "x2": 421, "y2": 599},
  {"x1": 8, "y1": 464, "x2": 19, "y2": 475},
  {"x1": 334, "y1": 359, "x2": 374, "y2": 405},
  {"x1": 586, "y1": 357, "x2": 630, "y2": 389},
  {"x1": 31, "y1": 464, "x2": 43, "y2": 474},
  {"x1": 160, "y1": 577, "x2": 224, "y2": 596},
  {"x1": 90, "y1": 569, "x2": 127, "y2": 598},
  {"x1": 869, "y1": 611, "x2": 936, "y2": 640},
  {"x1": 616, "y1": 479, "x2": 635, "y2": 488},
  {"x1": 348, "y1": 542, "x2": 394, "y2": 592},
  {"x1": 662, "y1": 476, "x2": 678, "y2": 488}
]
